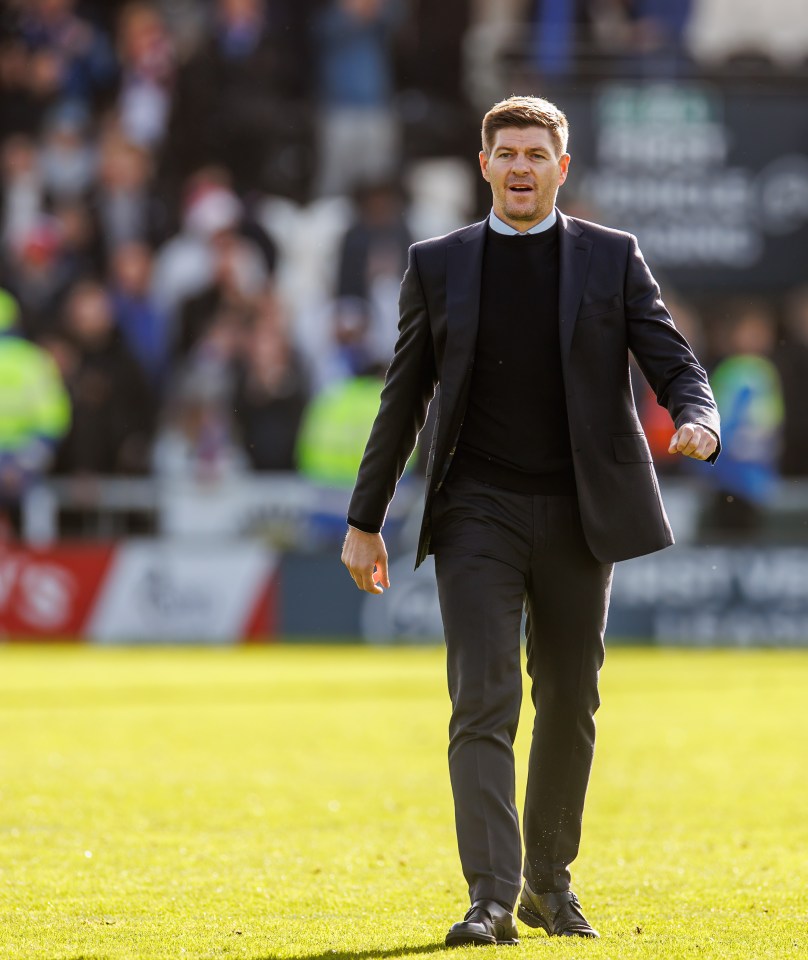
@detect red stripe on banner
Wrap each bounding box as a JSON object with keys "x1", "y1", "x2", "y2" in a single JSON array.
[
  {"x1": 0, "y1": 544, "x2": 116, "y2": 640},
  {"x1": 241, "y1": 569, "x2": 279, "y2": 643}
]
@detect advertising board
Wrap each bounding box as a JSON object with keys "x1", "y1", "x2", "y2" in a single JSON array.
[{"x1": 0, "y1": 542, "x2": 278, "y2": 643}]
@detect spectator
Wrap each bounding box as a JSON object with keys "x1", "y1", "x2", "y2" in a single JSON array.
[
  {"x1": 152, "y1": 306, "x2": 248, "y2": 483},
  {"x1": 296, "y1": 368, "x2": 390, "y2": 488},
  {"x1": 152, "y1": 372, "x2": 249, "y2": 483},
  {"x1": 309, "y1": 296, "x2": 377, "y2": 391},
  {"x1": 179, "y1": 299, "x2": 246, "y2": 404},
  {"x1": 336, "y1": 178, "x2": 412, "y2": 365},
  {"x1": 0, "y1": 37, "x2": 39, "y2": 138},
  {"x1": 151, "y1": 180, "x2": 238, "y2": 325},
  {"x1": 174, "y1": 199, "x2": 269, "y2": 360},
  {"x1": 232, "y1": 294, "x2": 310, "y2": 471},
  {"x1": 115, "y1": 1, "x2": 176, "y2": 150},
  {"x1": 3, "y1": 215, "x2": 73, "y2": 337},
  {"x1": 529, "y1": 0, "x2": 580, "y2": 80},
  {"x1": 93, "y1": 128, "x2": 165, "y2": 254},
  {"x1": 149, "y1": 0, "x2": 209, "y2": 62},
  {"x1": 0, "y1": 287, "x2": 71, "y2": 537},
  {"x1": 394, "y1": 0, "x2": 476, "y2": 161},
  {"x1": 1, "y1": 133, "x2": 44, "y2": 253},
  {"x1": 313, "y1": 0, "x2": 405, "y2": 196},
  {"x1": 51, "y1": 196, "x2": 105, "y2": 279},
  {"x1": 38, "y1": 100, "x2": 96, "y2": 201},
  {"x1": 583, "y1": 0, "x2": 694, "y2": 76},
  {"x1": 777, "y1": 287, "x2": 808, "y2": 477},
  {"x1": 54, "y1": 278, "x2": 154, "y2": 475},
  {"x1": 151, "y1": 178, "x2": 271, "y2": 330},
  {"x1": 704, "y1": 301, "x2": 784, "y2": 535},
  {"x1": 585, "y1": 0, "x2": 635, "y2": 59},
  {"x1": 110, "y1": 240, "x2": 169, "y2": 390},
  {"x1": 164, "y1": 164, "x2": 279, "y2": 272},
  {"x1": 16, "y1": 0, "x2": 117, "y2": 110},
  {"x1": 462, "y1": 0, "x2": 531, "y2": 111},
  {"x1": 396, "y1": 0, "x2": 471, "y2": 103},
  {"x1": 26, "y1": 43, "x2": 66, "y2": 128},
  {"x1": 166, "y1": 0, "x2": 312, "y2": 199}
]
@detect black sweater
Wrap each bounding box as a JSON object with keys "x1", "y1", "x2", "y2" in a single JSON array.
[{"x1": 454, "y1": 224, "x2": 575, "y2": 494}]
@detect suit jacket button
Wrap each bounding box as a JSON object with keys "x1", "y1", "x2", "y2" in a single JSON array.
[{"x1": 449, "y1": 446, "x2": 456, "y2": 455}]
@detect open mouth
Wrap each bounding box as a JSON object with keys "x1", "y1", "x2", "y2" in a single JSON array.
[{"x1": 508, "y1": 184, "x2": 534, "y2": 194}]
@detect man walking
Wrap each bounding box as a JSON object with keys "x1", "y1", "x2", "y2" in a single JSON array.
[{"x1": 342, "y1": 96, "x2": 719, "y2": 946}]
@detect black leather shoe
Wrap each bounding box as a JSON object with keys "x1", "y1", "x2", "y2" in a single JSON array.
[
  {"x1": 517, "y1": 884, "x2": 599, "y2": 938},
  {"x1": 445, "y1": 899, "x2": 519, "y2": 947}
]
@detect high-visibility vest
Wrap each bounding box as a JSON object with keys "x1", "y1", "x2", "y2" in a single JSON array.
[
  {"x1": 0, "y1": 336, "x2": 71, "y2": 453},
  {"x1": 297, "y1": 376, "x2": 406, "y2": 488}
]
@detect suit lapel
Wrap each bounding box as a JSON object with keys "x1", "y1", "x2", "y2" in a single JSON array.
[
  {"x1": 558, "y1": 211, "x2": 592, "y2": 366},
  {"x1": 444, "y1": 220, "x2": 486, "y2": 399}
]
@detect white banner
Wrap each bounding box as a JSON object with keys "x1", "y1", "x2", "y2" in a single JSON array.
[{"x1": 87, "y1": 541, "x2": 276, "y2": 644}]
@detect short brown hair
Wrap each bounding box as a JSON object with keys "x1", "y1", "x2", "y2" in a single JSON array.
[{"x1": 481, "y1": 96, "x2": 569, "y2": 158}]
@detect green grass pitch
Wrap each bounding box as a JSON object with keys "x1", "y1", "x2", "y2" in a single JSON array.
[{"x1": 0, "y1": 644, "x2": 806, "y2": 959}]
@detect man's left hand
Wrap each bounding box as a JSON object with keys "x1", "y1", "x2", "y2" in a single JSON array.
[{"x1": 668, "y1": 423, "x2": 718, "y2": 461}]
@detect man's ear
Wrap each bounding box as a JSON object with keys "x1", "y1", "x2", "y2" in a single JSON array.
[
  {"x1": 479, "y1": 150, "x2": 490, "y2": 183},
  {"x1": 558, "y1": 153, "x2": 570, "y2": 186}
]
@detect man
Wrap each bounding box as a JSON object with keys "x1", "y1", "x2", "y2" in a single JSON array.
[
  {"x1": 0, "y1": 288, "x2": 71, "y2": 538},
  {"x1": 342, "y1": 96, "x2": 719, "y2": 946}
]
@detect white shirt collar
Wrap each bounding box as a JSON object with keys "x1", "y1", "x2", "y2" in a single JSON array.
[{"x1": 488, "y1": 208, "x2": 557, "y2": 236}]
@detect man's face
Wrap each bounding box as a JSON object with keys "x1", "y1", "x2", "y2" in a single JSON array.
[{"x1": 479, "y1": 126, "x2": 569, "y2": 230}]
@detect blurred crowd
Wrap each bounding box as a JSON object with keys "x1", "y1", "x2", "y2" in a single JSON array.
[
  {"x1": 0, "y1": 0, "x2": 807, "y2": 535},
  {"x1": 635, "y1": 289, "x2": 808, "y2": 533}
]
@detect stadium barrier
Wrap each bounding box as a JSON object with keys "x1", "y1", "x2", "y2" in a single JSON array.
[{"x1": 3, "y1": 475, "x2": 808, "y2": 645}]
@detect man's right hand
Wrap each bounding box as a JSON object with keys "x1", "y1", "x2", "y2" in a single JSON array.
[{"x1": 341, "y1": 526, "x2": 390, "y2": 595}]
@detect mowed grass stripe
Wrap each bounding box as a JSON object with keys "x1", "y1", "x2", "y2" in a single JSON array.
[{"x1": 0, "y1": 645, "x2": 805, "y2": 959}]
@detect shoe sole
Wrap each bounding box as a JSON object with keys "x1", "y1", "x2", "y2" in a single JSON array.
[
  {"x1": 517, "y1": 903, "x2": 598, "y2": 939},
  {"x1": 445, "y1": 934, "x2": 518, "y2": 947},
  {"x1": 516, "y1": 903, "x2": 551, "y2": 934}
]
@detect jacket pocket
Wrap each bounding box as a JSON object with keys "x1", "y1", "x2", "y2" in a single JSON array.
[
  {"x1": 612, "y1": 432, "x2": 652, "y2": 463},
  {"x1": 578, "y1": 295, "x2": 621, "y2": 320}
]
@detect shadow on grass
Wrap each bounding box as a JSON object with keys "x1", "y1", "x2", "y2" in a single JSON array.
[{"x1": 259, "y1": 943, "x2": 446, "y2": 960}]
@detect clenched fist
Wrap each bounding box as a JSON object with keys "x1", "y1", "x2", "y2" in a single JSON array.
[{"x1": 668, "y1": 423, "x2": 718, "y2": 461}]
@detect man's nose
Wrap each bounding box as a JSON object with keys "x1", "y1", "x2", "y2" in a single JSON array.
[{"x1": 511, "y1": 152, "x2": 529, "y2": 173}]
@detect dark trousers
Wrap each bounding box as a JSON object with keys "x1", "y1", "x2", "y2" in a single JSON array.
[{"x1": 431, "y1": 474, "x2": 614, "y2": 908}]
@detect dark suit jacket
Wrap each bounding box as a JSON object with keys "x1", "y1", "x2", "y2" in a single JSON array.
[{"x1": 348, "y1": 211, "x2": 720, "y2": 568}]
